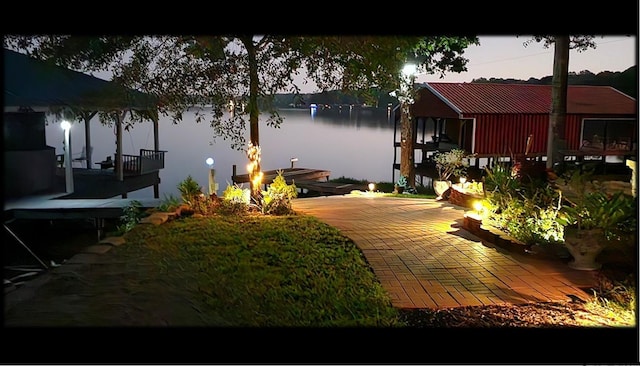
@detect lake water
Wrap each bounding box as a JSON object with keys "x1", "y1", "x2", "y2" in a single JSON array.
[{"x1": 45, "y1": 106, "x2": 400, "y2": 199}]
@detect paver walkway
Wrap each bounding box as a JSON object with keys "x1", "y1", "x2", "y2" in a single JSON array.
[{"x1": 292, "y1": 195, "x2": 599, "y2": 309}]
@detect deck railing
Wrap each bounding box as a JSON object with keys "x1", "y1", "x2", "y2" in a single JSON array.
[{"x1": 120, "y1": 149, "x2": 167, "y2": 175}]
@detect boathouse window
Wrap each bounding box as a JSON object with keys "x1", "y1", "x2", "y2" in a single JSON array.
[{"x1": 581, "y1": 118, "x2": 636, "y2": 152}]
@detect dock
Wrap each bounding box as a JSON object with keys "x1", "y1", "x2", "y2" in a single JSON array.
[
  {"x1": 231, "y1": 166, "x2": 366, "y2": 195},
  {"x1": 4, "y1": 194, "x2": 161, "y2": 221},
  {"x1": 232, "y1": 167, "x2": 331, "y2": 185}
]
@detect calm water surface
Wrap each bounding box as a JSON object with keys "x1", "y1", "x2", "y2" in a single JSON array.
[{"x1": 45, "y1": 107, "x2": 399, "y2": 199}]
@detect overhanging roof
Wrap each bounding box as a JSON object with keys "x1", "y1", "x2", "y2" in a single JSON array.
[
  {"x1": 4, "y1": 48, "x2": 157, "y2": 112},
  {"x1": 419, "y1": 82, "x2": 637, "y2": 115}
]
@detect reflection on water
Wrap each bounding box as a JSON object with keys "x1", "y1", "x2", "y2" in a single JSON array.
[{"x1": 45, "y1": 107, "x2": 399, "y2": 199}]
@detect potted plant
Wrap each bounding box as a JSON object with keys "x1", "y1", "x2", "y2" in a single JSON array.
[
  {"x1": 395, "y1": 175, "x2": 408, "y2": 194},
  {"x1": 432, "y1": 148, "x2": 474, "y2": 199},
  {"x1": 558, "y1": 170, "x2": 637, "y2": 270}
]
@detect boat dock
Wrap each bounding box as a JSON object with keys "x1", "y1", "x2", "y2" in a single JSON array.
[
  {"x1": 4, "y1": 194, "x2": 161, "y2": 221},
  {"x1": 231, "y1": 166, "x2": 366, "y2": 195}
]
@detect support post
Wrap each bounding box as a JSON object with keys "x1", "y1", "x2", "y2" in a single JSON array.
[
  {"x1": 63, "y1": 123, "x2": 74, "y2": 193},
  {"x1": 208, "y1": 168, "x2": 218, "y2": 196}
]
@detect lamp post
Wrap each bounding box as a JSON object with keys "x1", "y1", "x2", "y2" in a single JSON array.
[
  {"x1": 206, "y1": 157, "x2": 217, "y2": 196},
  {"x1": 61, "y1": 120, "x2": 74, "y2": 193}
]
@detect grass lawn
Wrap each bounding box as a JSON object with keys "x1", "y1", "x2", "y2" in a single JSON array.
[{"x1": 120, "y1": 212, "x2": 405, "y2": 326}]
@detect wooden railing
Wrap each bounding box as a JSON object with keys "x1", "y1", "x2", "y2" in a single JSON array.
[{"x1": 120, "y1": 149, "x2": 167, "y2": 175}]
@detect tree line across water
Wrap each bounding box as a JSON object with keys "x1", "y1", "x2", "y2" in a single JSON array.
[{"x1": 272, "y1": 66, "x2": 637, "y2": 108}]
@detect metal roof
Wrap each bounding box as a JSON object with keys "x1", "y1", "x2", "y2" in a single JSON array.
[
  {"x1": 420, "y1": 82, "x2": 637, "y2": 115},
  {"x1": 4, "y1": 48, "x2": 157, "y2": 112}
]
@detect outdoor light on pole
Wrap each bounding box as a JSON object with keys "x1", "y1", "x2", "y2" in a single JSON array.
[
  {"x1": 206, "y1": 157, "x2": 218, "y2": 196},
  {"x1": 61, "y1": 120, "x2": 74, "y2": 193},
  {"x1": 402, "y1": 63, "x2": 417, "y2": 79},
  {"x1": 290, "y1": 157, "x2": 298, "y2": 169}
]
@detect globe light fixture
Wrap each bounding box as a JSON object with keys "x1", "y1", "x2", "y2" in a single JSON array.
[
  {"x1": 402, "y1": 63, "x2": 417, "y2": 77},
  {"x1": 368, "y1": 183, "x2": 375, "y2": 192}
]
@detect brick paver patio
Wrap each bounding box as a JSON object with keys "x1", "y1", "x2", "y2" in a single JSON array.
[{"x1": 292, "y1": 194, "x2": 599, "y2": 309}]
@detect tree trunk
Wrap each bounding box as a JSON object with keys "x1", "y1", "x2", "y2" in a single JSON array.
[
  {"x1": 242, "y1": 36, "x2": 262, "y2": 199},
  {"x1": 399, "y1": 100, "x2": 415, "y2": 187},
  {"x1": 546, "y1": 35, "x2": 569, "y2": 169}
]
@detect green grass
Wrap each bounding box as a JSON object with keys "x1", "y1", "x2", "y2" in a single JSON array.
[{"x1": 121, "y1": 213, "x2": 405, "y2": 326}]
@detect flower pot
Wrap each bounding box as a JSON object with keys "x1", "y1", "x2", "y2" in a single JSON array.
[
  {"x1": 433, "y1": 180, "x2": 452, "y2": 200},
  {"x1": 563, "y1": 228, "x2": 606, "y2": 270}
]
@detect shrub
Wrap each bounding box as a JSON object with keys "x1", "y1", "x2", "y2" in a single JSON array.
[
  {"x1": 261, "y1": 170, "x2": 297, "y2": 215},
  {"x1": 157, "y1": 193, "x2": 181, "y2": 212},
  {"x1": 557, "y1": 169, "x2": 637, "y2": 241},
  {"x1": 116, "y1": 200, "x2": 145, "y2": 234},
  {"x1": 177, "y1": 175, "x2": 203, "y2": 207},
  {"x1": 222, "y1": 183, "x2": 251, "y2": 213},
  {"x1": 481, "y1": 162, "x2": 565, "y2": 246},
  {"x1": 433, "y1": 148, "x2": 474, "y2": 181}
]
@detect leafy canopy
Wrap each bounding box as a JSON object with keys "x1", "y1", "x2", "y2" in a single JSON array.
[{"x1": 4, "y1": 35, "x2": 478, "y2": 150}]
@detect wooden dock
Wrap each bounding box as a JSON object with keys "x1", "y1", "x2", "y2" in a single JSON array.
[
  {"x1": 231, "y1": 166, "x2": 366, "y2": 195},
  {"x1": 232, "y1": 167, "x2": 332, "y2": 186},
  {"x1": 4, "y1": 194, "x2": 162, "y2": 221}
]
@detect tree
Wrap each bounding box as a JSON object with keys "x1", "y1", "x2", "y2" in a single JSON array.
[
  {"x1": 390, "y1": 37, "x2": 480, "y2": 188},
  {"x1": 4, "y1": 35, "x2": 478, "y2": 194},
  {"x1": 523, "y1": 35, "x2": 597, "y2": 169}
]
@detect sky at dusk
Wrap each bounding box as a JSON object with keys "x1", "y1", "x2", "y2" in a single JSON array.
[
  {"x1": 292, "y1": 35, "x2": 637, "y2": 93},
  {"x1": 416, "y1": 35, "x2": 637, "y2": 84},
  {"x1": 88, "y1": 35, "x2": 636, "y2": 93}
]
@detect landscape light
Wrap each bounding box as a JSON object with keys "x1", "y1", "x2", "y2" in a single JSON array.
[
  {"x1": 368, "y1": 183, "x2": 375, "y2": 192},
  {"x1": 473, "y1": 201, "x2": 483, "y2": 216}
]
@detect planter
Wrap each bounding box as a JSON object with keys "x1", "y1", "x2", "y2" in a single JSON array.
[
  {"x1": 433, "y1": 180, "x2": 452, "y2": 200},
  {"x1": 563, "y1": 228, "x2": 606, "y2": 270},
  {"x1": 394, "y1": 185, "x2": 405, "y2": 194}
]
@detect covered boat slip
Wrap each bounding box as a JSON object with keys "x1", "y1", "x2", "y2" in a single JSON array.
[{"x1": 4, "y1": 48, "x2": 166, "y2": 200}]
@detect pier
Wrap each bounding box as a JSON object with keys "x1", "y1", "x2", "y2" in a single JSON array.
[{"x1": 231, "y1": 166, "x2": 366, "y2": 195}]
